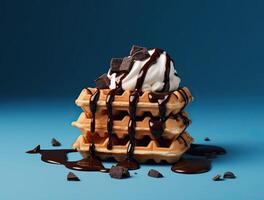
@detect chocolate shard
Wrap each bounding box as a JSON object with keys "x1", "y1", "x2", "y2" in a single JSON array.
[
  {"x1": 119, "y1": 56, "x2": 134, "y2": 72},
  {"x1": 26, "y1": 145, "x2": 40, "y2": 154},
  {"x1": 67, "y1": 172, "x2": 80, "y2": 181},
  {"x1": 223, "y1": 171, "x2": 236, "y2": 179},
  {"x1": 204, "y1": 137, "x2": 210, "y2": 141},
  {"x1": 148, "y1": 169, "x2": 163, "y2": 178},
  {"x1": 110, "y1": 58, "x2": 123, "y2": 73},
  {"x1": 130, "y1": 45, "x2": 146, "y2": 55},
  {"x1": 95, "y1": 73, "x2": 110, "y2": 89},
  {"x1": 51, "y1": 138, "x2": 61, "y2": 147},
  {"x1": 109, "y1": 166, "x2": 130, "y2": 179},
  {"x1": 212, "y1": 174, "x2": 222, "y2": 181},
  {"x1": 133, "y1": 49, "x2": 150, "y2": 61}
]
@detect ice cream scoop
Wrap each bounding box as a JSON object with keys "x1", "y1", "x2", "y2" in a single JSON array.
[{"x1": 105, "y1": 45, "x2": 181, "y2": 92}]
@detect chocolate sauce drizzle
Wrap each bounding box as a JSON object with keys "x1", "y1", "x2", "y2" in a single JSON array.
[
  {"x1": 106, "y1": 89, "x2": 116, "y2": 150},
  {"x1": 161, "y1": 54, "x2": 171, "y2": 92},
  {"x1": 148, "y1": 92, "x2": 171, "y2": 139},
  {"x1": 82, "y1": 88, "x2": 108, "y2": 171},
  {"x1": 89, "y1": 88, "x2": 100, "y2": 133}
]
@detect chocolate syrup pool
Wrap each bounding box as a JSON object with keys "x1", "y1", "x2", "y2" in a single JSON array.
[
  {"x1": 26, "y1": 145, "x2": 109, "y2": 173},
  {"x1": 26, "y1": 143, "x2": 226, "y2": 174}
]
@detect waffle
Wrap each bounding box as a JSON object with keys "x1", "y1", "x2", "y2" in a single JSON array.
[
  {"x1": 75, "y1": 87, "x2": 193, "y2": 116},
  {"x1": 72, "y1": 112, "x2": 191, "y2": 140},
  {"x1": 73, "y1": 132, "x2": 193, "y2": 163},
  {"x1": 72, "y1": 87, "x2": 193, "y2": 163}
]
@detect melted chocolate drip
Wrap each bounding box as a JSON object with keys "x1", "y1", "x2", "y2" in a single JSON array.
[
  {"x1": 106, "y1": 89, "x2": 116, "y2": 150},
  {"x1": 135, "y1": 49, "x2": 164, "y2": 89},
  {"x1": 177, "y1": 88, "x2": 188, "y2": 112},
  {"x1": 89, "y1": 88, "x2": 100, "y2": 133},
  {"x1": 171, "y1": 157, "x2": 211, "y2": 174},
  {"x1": 186, "y1": 144, "x2": 227, "y2": 157},
  {"x1": 26, "y1": 146, "x2": 108, "y2": 172},
  {"x1": 161, "y1": 54, "x2": 171, "y2": 92},
  {"x1": 148, "y1": 92, "x2": 171, "y2": 138},
  {"x1": 127, "y1": 90, "x2": 140, "y2": 158},
  {"x1": 123, "y1": 49, "x2": 165, "y2": 160}
]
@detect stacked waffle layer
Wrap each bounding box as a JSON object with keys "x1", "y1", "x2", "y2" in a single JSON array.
[{"x1": 72, "y1": 87, "x2": 193, "y2": 163}]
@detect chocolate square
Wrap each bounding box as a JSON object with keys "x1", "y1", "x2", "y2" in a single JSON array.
[
  {"x1": 95, "y1": 73, "x2": 110, "y2": 89},
  {"x1": 109, "y1": 166, "x2": 130, "y2": 179},
  {"x1": 51, "y1": 138, "x2": 61, "y2": 146},
  {"x1": 133, "y1": 49, "x2": 150, "y2": 61},
  {"x1": 110, "y1": 58, "x2": 123, "y2": 73},
  {"x1": 119, "y1": 56, "x2": 134, "y2": 72},
  {"x1": 130, "y1": 45, "x2": 146, "y2": 55}
]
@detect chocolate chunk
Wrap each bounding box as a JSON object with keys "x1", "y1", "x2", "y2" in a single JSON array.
[
  {"x1": 133, "y1": 49, "x2": 150, "y2": 61},
  {"x1": 223, "y1": 171, "x2": 236, "y2": 179},
  {"x1": 26, "y1": 145, "x2": 41, "y2": 154},
  {"x1": 110, "y1": 58, "x2": 123, "y2": 73},
  {"x1": 119, "y1": 56, "x2": 134, "y2": 72},
  {"x1": 204, "y1": 137, "x2": 210, "y2": 141},
  {"x1": 212, "y1": 174, "x2": 222, "y2": 181},
  {"x1": 95, "y1": 73, "x2": 110, "y2": 89},
  {"x1": 109, "y1": 166, "x2": 130, "y2": 179},
  {"x1": 148, "y1": 169, "x2": 163, "y2": 178},
  {"x1": 67, "y1": 172, "x2": 80, "y2": 181},
  {"x1": 51, "y1": 138, "x2": 61, "y2": 147},
  {"x1": 130, "y1": 45, "x2": 146, "y2": 55}
]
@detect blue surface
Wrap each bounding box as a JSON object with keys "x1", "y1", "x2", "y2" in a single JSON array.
[{"x1": 1, "y1": 98, "x2": 263, "y2": 200}]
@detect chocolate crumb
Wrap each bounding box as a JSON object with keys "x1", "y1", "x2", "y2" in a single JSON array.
[
  {"x1": 119, "y1": 57, "x2": 134, "y2": 72},
  {"x1": 223, "y1": 171, "x2": 236, "y2": 179},
  {"x1": 109, "y1": 166, "x2": 130, "y2": 179},
  {"x1": 67, "y1": 172, "x2": 80, "y2": 181},
  {"x1": 26, "y1": 145, "x2": 41, "y2": 154},
  {"x1": 212, "y1": 174, "x2": 222, "y2": 181},
  {"x1": 51, "y1": 138, "x2": 61, "y2": 147},
  {"x1": 204, "y1": 137, "x2": 210, "y2": 141},
  {"x1": 110, "y1": 58, "x2": 123, "y2": 73},
  {"x1": 148, "y1": 169, "x2": 163, "y2": 178},
  {"x1": 95, "y1": 73, "x2": 110, "y2": 89},
  {"x1": 130, "y1": 45, "x2": 146, "y2": 55},
  {"x1": 134, "y1": 172, "x2": 138, "y2": 175}
]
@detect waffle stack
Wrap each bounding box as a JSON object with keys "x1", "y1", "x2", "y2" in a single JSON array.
[{"x1": 72, "y1": 87, "x2": 193, "y2": 163}]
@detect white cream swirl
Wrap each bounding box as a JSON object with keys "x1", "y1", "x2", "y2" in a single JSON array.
[{"x1": 107, "y1": 49, "x2": 181, "y2": 92}]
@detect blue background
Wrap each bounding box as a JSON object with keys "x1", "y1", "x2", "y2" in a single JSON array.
[{"x1": 1, "y1": 0, "x2": 264, "y2": 199}]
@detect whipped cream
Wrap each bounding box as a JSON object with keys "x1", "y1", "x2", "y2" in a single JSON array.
[{"x1": 107, "y1": 49, "x2": 181, "y2": 92}]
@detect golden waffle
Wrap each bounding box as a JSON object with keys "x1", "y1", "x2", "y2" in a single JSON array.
[
  {"x1": 72, "y1": 112, "x2": 191, "y2": 140},
  {"x1": 73, "y1": 132, "x2": 193, "y2": 163},
  {"x1": 75, "y1": 87, "x2": 193, "y2": 116}
]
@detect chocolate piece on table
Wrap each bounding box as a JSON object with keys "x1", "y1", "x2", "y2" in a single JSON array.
[
  {"x1": 51, "y1": 138, "x2": 61, "y2": 147},
  {"x1": 133, "y1": 49, "x2": 150, "y2": 61},
  {"x1": 212, "y1": 174, "x2": 222, "y2": 181},
  {"x1": 95, "y1": 73, "x2": 110, "y2": 89},
  {"x1": 109, "y1": 166, "x2": 130, "y2": 179},
  {"x1": 119, "y1": 56, "x2": 134, "y2": 72},
  {"x1": 148, "y1": 169, "x2": 163, "y2": 178},
  {"x1": 110, "y1": 58, "x2": 123, "y2": 73},
  {"x1": 26, "y1": 145, "x2": 41, "y2": 154},
  {"x1": 204, "y1": 137, "x2": 210, "y2": 141},
  {"x1": 130, "y1": 45, "x2": 146, "y2": 55},
  {"x1": 67, "y1": 172, "x2": 80, "y2": 181},
  {"x1": 223, "y1": 171, "x2": 236, "y2": 179}
]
